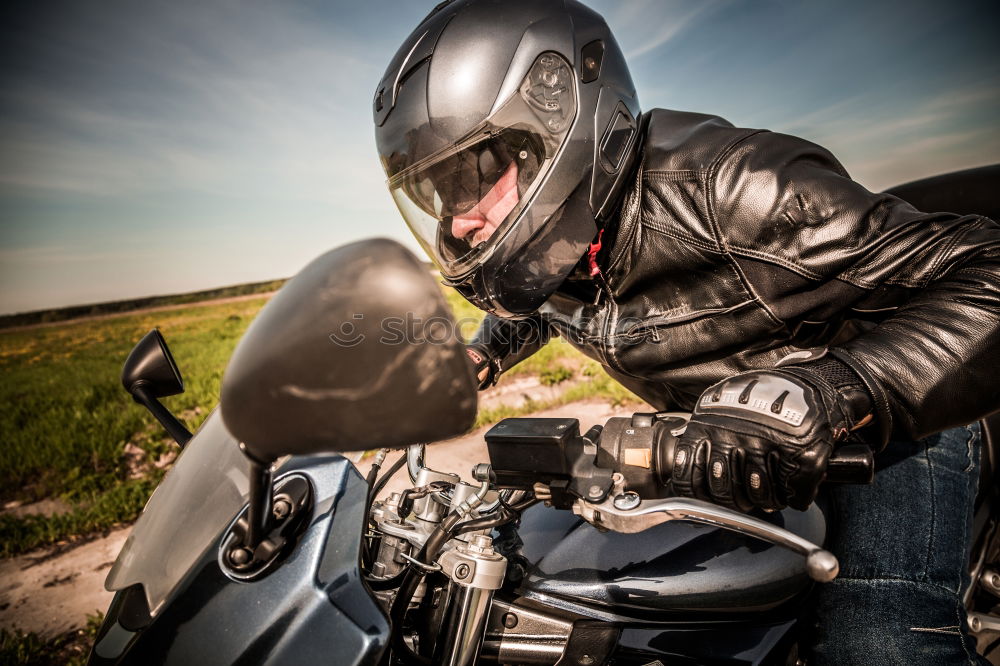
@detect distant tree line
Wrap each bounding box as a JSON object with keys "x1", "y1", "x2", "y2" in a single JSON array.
[{"x1": 0, "y1": 279, "x2": 288, "y2": 330}]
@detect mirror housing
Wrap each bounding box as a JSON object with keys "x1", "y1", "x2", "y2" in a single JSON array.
[
  {"x1": 220, "y1": 238, "x2": 477, "y2": 461},
  {"x1": 122, "y1": 329, "x2": 184, "y2": 398},
  {"x1": 121, "y1": 329, "x2": 192, "y2": 447}
]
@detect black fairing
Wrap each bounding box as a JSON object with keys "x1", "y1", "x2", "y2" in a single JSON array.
[
  {"x1": 515, "y1": 501, "x2": 826, "y2": 618},
  {"x1": 89, "y1": 457, "x2": 388, "y2": 665},
  {"x1": 884, "y1": 163, "x2": 1000, "y2": 220}
]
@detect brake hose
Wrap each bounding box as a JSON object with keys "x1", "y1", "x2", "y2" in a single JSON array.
[
  {"x1": 363, "y1": 452, "x2": 408, "y2": 570},
  {"x1": 452, "y1": 497, "x2": 539, "y2": 536}
]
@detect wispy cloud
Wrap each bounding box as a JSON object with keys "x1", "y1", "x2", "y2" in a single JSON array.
[
  {"x1": 615, "y1": 1, "x2": 721, "y2": 60},
  {"x1": 770, "y1": 80, "x2": 1000, "y2": 189},
  {"x1": 0, "y1": 0, "x2": 386, "y2": 204}
]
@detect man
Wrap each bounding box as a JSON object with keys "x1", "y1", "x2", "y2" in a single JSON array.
[{"x1": 373, "y1": 0, "x2": 998, "y2": 662}]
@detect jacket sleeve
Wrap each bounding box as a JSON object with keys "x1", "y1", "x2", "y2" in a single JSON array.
[
  {"x1": 711, "y1": 130, "x2": 1000, "y2": 441},
  {"x1": 467, "y1": 313, "x2": 552, "y2": 386}
]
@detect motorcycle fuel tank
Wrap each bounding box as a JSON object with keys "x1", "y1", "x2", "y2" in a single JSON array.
[{"x1": 514, "y1": 500, "x2": 827, "y2": 618}]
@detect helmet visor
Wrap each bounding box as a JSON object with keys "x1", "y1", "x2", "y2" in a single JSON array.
[
  {"x1": 387, "y1": 52, "x2": 577, "y2": 276},
  {"x1": 390, "y1": 128, "x2": 546, "y2": 266}
]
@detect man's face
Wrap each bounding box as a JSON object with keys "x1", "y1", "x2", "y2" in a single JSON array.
[{"x1": 450, "y1": 161, "x2": 519, "y2": 248}]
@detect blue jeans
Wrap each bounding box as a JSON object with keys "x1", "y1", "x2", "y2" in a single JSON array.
[{"x1": 810, "y1": 423, "x2": 987, "y2": 665}]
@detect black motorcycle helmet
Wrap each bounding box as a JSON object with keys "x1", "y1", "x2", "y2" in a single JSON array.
[{"x1": 374, "y1": 0, "x2": 640, "y2": 316}]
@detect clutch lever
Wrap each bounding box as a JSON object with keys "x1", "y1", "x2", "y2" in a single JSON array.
[
  {"x1": 572, "y1": 414, "x2": 873, "y2": 583},
  {"x1": 572, "y1": 493, "x2": 840, "y2": 583}
]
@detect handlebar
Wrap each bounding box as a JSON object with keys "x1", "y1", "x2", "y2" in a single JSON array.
[
  {"x1": 486, "y1": 412, "x2": 875, "y2": 505},
  {"x1": 825, "y1": 443, "x2": 875, "y2": 484},
  {"x1": 483, "y1": 412, "x2": 875, "y2": 584}
]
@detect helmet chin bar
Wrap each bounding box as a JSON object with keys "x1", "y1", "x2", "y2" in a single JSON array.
[{"x1": 446, "y1": 185, "x2": 598, "y2": 317}]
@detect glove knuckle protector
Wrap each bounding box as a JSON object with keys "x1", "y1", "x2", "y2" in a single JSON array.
[{"x1": 674, "y1": 368, "x2": 851, "y2": 511}]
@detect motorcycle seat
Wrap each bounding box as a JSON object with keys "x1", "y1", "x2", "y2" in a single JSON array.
[{"x1": 977, "y1": 413, "x2": 999, "y2": 512}]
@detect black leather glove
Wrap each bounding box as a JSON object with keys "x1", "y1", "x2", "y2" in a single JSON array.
[
  {"x1": 465, "y1": 344, "x2": 499, "y2": 390},
  {"x1": 465, "y1": 314, "x2": 552, "y2": 391},
  {"x1": 671, "y1": 358, "x2": 874, "y2": 512}
]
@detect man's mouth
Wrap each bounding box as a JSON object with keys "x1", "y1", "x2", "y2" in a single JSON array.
[
  {"x1": 448, "y1": 161, "x2": 519, "y2": 249},
  {"x1": 470, "y1": 226, "x2": 494, "y2": 247}
]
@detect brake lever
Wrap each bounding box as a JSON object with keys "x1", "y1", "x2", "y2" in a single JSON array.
[{"x1": 572, "y1": 494, "x2": 839, "y2": 583}]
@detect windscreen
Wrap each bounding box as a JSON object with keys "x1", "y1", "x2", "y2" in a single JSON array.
[{"x1": 105, "y1": 410, "x2": 253, "y2": 616}]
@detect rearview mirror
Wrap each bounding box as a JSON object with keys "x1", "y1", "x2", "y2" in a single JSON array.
[
  {"x1": 121, "y1": 329, "x2": 192, "y2": 447},
  {"x1": 220, "y1": 238, "x2": 477, "y2": 461},
  {"x1": 122, "y1": 328, "x2": 184, "y2": 399}
]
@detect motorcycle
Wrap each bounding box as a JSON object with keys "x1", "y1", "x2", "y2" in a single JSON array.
[{"x1": 88, "y1": 168, "x2": 1000, "y2": 665}]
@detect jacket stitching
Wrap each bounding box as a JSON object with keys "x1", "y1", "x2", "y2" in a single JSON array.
[
  {"x1": 727, "y1": 246, "x2": 826, "y2": 280},
  {"x1": 605, "y1": 296, "x2": 639, "y2": 378},
  {"x1": 840, "y1": 275, "x2": 880, "y2": 289},
  {"x1": 704, "y1": 130, "x2": 844, "y2": 288},
  {"x1": 726, "y1": 253, "x2": 785, "y2": 329},
  {"x1": 929, "y1": 218, "x2": 986, "y2": 281},
  {"x1": 928, "y1": 217, "x2": 988, "y2": 280},
  {"x1": 606, "y1": 159, "x2": 645, "y2": 275},
  {"x1": 622, "y1": 299, "x2": 758, "y2": 332},
  {"x1": 836, "y1": 199, "x2": 894, "y2": 285},
  {"x1": 882, "y1": 276, "x2": 932, "y2": 288},
  {"x1": 904, "y1": 220, "x2": 966, "y2": 288},
  {"x1": 641, "y1": 221, "x2": 720, "y2": 253},
  {"x1": 643, "y1": 169, "x2": 705, "y2": 182},
  {"x1": 639, "y1": 170, "x2": 720, "y2": 251},
  {"x1": 926, "y1": 222, "x2": 965, "y2": 280},
  {"x1": 704, "y1": 129, "x2": 768, "y2": 252},
  {"x1": 703, "y1": 131, "x2": 801, "y2": 330},
  {"x1": 960, "y1": 266, "x2": 998, "y2": 281},
  {"x1": 865, "y1": 218, "x2": 983, "y2": 289}
]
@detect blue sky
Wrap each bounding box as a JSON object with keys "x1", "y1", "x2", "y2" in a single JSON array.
[{"x1": 1, "y1": 0, "x2": 997, "y2": 314}]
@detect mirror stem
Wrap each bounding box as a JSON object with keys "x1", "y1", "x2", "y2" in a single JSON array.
[
  {"x1": 130, "y1": 384, "x2": 193, "y2": 447},
  {"x1": 245, "y1": 458, "x2": 273, "y2": 551}
]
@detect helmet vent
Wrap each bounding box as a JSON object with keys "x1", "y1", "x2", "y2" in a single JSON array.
[
  {"x1": 520, "y1": 53, "x2": 575, "y2": 134},
  {"x1": 422, "y1": 0, "x2": 455, "y2": 24},
  {"x1": 599, "y1": 105, "x2": 636, "y2": 173}
]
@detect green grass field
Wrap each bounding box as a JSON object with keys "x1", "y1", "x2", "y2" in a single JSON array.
[
  {"x1": 0, "y1": 613, "x2": 103, "y2": 665},
  {"x1": 0, "y1": 297, "x2": 265, "y2": 556},
  {"x1": 0, "y1": 286, "x2": 639, "y2": 557}
]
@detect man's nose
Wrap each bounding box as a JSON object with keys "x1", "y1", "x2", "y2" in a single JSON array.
[{"x1": 451, "y1": 211, "x2": 485, "y2": 240}]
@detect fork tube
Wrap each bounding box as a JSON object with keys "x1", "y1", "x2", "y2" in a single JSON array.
[{"x1": 437, "y1": 583, "x2": 495, "y2": 666}]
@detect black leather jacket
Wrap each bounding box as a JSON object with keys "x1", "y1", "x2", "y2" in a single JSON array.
[{"x1": 472, "y1": 109, "x2": 1000, "y2": 441}]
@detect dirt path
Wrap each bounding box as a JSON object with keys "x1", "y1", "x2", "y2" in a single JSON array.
[
  {"x1": 0, "y1": 528, "x2": 129, "y2": 636},
  {"x1": 0, "y1": 398, "x2": 640, "y2": 639}
]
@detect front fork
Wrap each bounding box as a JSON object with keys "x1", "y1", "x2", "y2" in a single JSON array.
[{"x1": 434, "y1": 536, "x2": 507, "y2": 665}]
